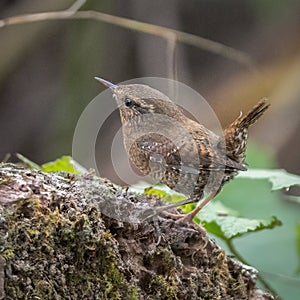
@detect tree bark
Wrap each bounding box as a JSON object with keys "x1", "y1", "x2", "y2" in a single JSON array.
[{"x1": 0, "y1": 163, "x2": 274, "y2": 300}]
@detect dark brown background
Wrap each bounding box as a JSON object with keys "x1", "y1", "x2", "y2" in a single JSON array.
[{"x1": 0, "y1": 0, "x2": 299, "y2": 183}]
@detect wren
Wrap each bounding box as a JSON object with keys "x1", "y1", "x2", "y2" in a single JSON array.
[{"x1": 95, "y1": 77, "x2": 269, "y2": 222}]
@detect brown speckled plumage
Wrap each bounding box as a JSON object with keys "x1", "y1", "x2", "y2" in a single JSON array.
[{"x1": 96, "y1": 77, "x2": 270, "y2": 221}]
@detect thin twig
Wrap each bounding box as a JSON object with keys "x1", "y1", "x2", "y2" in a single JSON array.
[
  {"x1": 0, "y1": 10, "x2": 256, "y2": 71},
  {"x1": 166, "y1": 34, "x2": 177, "y2": 80},
  {"x1": 1, "y1": 153, "x2": 11, "y2": 163},
  {"x1": 165, "y1": 35, "x2": 180, "y2": 103},
  {"x1": 226, "y1": 239, "x2": 282, "y2": 300},
  {"x1": 67, "y1": 0, "x2": 87, "y2": 12}
]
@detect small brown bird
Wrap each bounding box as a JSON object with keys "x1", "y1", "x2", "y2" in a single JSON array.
[{"x1": 95, "y1": 77, "x2": 269, "y2": 222}]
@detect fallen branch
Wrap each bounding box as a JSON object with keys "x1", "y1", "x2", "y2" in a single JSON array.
[{"x1": 0, "y1": 163, "x2": 274, "y2": 299}]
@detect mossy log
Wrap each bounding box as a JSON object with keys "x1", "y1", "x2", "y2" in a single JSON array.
[{"x1": 0, "y1": 163, "x2": 274, "y2": 300}]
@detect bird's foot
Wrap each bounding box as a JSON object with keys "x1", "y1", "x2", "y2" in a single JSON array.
[
  {"x1": 142, "y1": 197, "x2": 196, "y2": 223},
  {"x1": 160, "y1": 210, "x2": 187, "y2": 220},
  {"x1": 175, "y1": 191, "x2": 217, "y2": 224},
  {"x1": 159, "y1": 209, "x2": 198, "y2": 223},
  {"x1": 145, "y1": 191, "x2": 216, "y2": 225},
  {"x1": 175, "y1": 212, "x2": 196, "y2": 224}
]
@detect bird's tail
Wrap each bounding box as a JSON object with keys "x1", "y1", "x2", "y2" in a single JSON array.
[{"x1": 223, "y1": 98, "x2": 270, "y2": 163}]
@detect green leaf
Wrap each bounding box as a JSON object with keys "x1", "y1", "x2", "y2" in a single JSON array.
[
  {"x1": 41, "y1": 156, "x2": 86, "y2": 175},
  {"x1": 296, "y1": 224, "x2": 300, "y2": 274},
  {"x1": 237, "y1": 168, "x2": 300, "y2": 190},
  {"x1": 130, "y1": 181, "x2": 187, "y2": 205},
  {"x1": 130, "y1": 181, "x2": 282, "y2": 240},
  {"x1": 129, "y1": 181, "x2": 151, "y2": 194},
  {"x1": 16, "y1": 153, "x2": 41, "y2": 170},
  {"x1": 198, "y1": 201, "x2": 282, "y2": 240}
]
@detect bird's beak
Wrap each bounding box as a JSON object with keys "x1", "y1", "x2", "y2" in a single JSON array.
[{"x1": 94, "y1": 77, "x2": 118, "y2": 90}]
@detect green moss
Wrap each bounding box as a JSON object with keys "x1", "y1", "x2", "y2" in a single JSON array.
[
  {"x1": 2, "y1": 193, "x2": 137, "y2": 299},
  {"x1": 2, "y1": 248, "x2": 15, "y2": 260},
  {"x1": 150, "y1": 274, "x2": 179, "y2": 299},
  {"x1": 127, "y1": 287, "x2": 140, "y2": 300}
]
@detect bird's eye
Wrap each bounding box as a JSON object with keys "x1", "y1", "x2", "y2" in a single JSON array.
[{"x1": 124, "y1": 97, "x2": 134, "y2": 107}]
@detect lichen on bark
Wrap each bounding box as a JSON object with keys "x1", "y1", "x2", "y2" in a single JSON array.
[{"x1": 0, "y1": 163, "x2": 274, "y2": 299}]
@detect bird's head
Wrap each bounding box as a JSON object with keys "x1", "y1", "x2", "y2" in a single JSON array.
[{"x1": 95, "y1": 77, "x2": 185, "y2": 124}]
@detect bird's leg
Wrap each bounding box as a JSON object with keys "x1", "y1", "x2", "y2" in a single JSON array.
[
  {"x1": 145, "y1": 191, "x2": 217, "y2": 222},
  {"x1": 144, "y1": 197, "x2": 198, "y2": 221},
  {"x1": 178, "y1": 191, "x2": 217, "y2": 223},
  {"x1": 156, "y1": 197, "x2": 198, "y2": 211}
]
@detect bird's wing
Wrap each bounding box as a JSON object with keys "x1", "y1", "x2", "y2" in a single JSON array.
[
  {"x1": 136, "y1": 135, "x2": 246, "y2": 176},
  {"x1": 137, "y1": 138, "x2": 181, "y2": 167},
  {"x1": 190, "y1": 124, "x2": 247, "y2": 172}
]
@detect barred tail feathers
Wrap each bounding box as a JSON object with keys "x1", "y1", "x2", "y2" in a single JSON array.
[{"x1": 224, "y1": 98, "x2": 270, "y2": 163}]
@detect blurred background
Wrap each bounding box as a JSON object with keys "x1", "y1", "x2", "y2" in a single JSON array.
[
  {"x1": 1, "y1": 0, "x2": 299, "y2": 178},
  {"x1": 0, "y1": 1, "x2": 300, "y2": 299}
]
